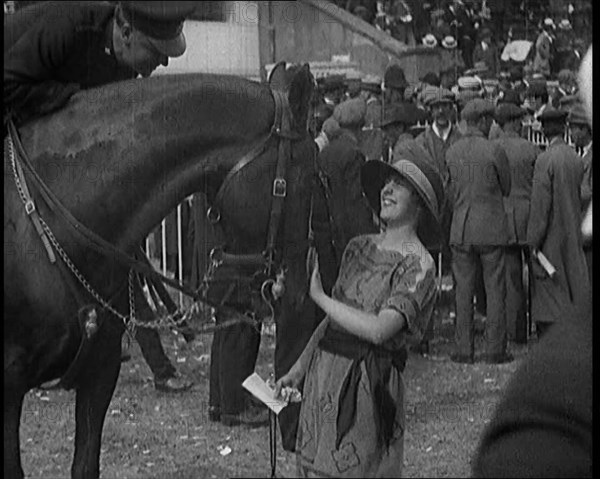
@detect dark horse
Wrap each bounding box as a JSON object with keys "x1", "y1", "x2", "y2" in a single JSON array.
[{"x1": 4, "y1": 67, "x2": 316, "y2": 478}]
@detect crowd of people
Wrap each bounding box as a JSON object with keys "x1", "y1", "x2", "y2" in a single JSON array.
[
  {"x1": 310, "y1": 58, "x2": 592, "y2": 360},
  {"x1": 5, "y1": 1, "x2": 592, "y2": 477},
  {"x1": 276, "y1": 47, "x2": 592, "y2": 474},
  {"x1": 331, "y1": 0, "x2": 591, "y2": 80}
]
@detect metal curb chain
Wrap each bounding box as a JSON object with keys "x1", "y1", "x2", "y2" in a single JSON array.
[
  {"x1": 8, "y1": 134, "x2": 268, "y2": 335},
  {"x1": 7, "y1": 135, "x2": 31, "y2": 210}
]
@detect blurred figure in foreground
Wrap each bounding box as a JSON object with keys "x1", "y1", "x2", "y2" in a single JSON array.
[{"x1": 472, "y1": 46, "x2": 593, "y2": 479}]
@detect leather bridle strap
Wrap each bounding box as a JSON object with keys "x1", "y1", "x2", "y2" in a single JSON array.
[
  {"x1": 264, "y1": 90, "x2": 293, "y2": 274},
  {"x1": 209, "y1": 89, "x2": 298, "y2": 276}
]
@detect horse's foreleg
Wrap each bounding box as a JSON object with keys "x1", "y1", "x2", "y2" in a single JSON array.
[
  {"x1": 71, "y1": 331, "x2": 121, "y2": 479},
  {"x1": 4, "y1": 359, "x2": 26, "y2": 479}
]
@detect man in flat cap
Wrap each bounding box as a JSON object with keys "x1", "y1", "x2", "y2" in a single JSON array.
[
  {"x1": 446, "y1": 99, "x2": 512, "y2": 364},
  {"x1": 5, "y1": 1, "x2": 197, "y2": 126},
  {"x1": 488, "y1": 90, "x2": 523, "y2": 140},
  {"x1": 493, "y1": 104, "x2": 541, "y2": 344},
  {"x1": 568, "y1": 103, "x2": 592, "y2": 286},
  {"x1": 526, "y1": 107, "x2": 589, "y2": 338},
  {"x1": 413, "y1": 86, "x2": 462, "y2": 354}
]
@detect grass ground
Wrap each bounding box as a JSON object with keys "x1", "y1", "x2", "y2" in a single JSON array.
[{"x1": 19, "y1": 304, "x2": 532, "y2": 478}]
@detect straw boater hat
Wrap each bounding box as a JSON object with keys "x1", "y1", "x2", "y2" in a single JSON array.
[
  {"x1": 442, "y1": 35, "x2": 457, "y2": 49},
  {"x1": 422, "y1": 33, "x2": 438, "y2": 48},
  {"x1": 361, "y1": 140, "x2": 444, "y2": 248}
]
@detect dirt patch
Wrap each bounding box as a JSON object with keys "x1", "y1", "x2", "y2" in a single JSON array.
[{"x1": 20, "y1": 314, "x2": 532, "y2": 478}]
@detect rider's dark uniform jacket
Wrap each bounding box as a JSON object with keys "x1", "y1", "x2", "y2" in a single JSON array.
[{"x1": 4, "y1": 1, "x2": 137, "y2": 124}]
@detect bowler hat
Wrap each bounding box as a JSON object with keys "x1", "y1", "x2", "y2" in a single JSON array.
[
  {"x1": 497, "y1": 89, "x2": 522, "y2": 106},
  {"x1": 381, "y1": 104, "x2": 428, "y2": 127},
  {"x1": 421, "y1": 72, "x2": 441, "y2": 87},
  {"x1": 538, "y1": 107, "x2": 568, "y2": 123},
  {"x1": 361, "y1": 141, "x2": 444, "y2": 248},
  {"x1": 526, "y1": 81, "x2": 548, "y2": 98},
  {"x1": 119, "y1": 1, "x2": 197, "y2": 57},
  {"x1": 461, "y1": 98, "x2": 495, "y2": 121},
  {"x1": 384, "y1": 65, "x2": 408, "y2": 90},
  {"x1": 319, "y1": 75, "x2": 346, "y2": 92},
  {"x1": 495, "y1": 103, "x2": 527, "y2": 125}
]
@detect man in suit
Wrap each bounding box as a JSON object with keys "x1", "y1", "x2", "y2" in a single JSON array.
[
  {"x1": 493, "y1": 104, "x2": 540, "y2": 344},
  {"x1": 414, "y1": 86, "x2": 463, "y2": 354},
  {"x1": 472, "y1": 27, "x2": 499, "y2": 77},
  {"x1": 446, "y1": 99, "x2": 512, "y2": 364},
  {"x1": 526, "y1": 108, "x2": 589, "y2": 339},
  {"x1": 568, "y1": 103, "x2": 593, "y2": 286},
  {"x1": 533, "y1": 19, "x2": 555, "y2": 78}
]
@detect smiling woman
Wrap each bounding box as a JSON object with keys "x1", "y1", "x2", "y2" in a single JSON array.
[{"x1": 275, "y1": 140, "x2": 444, "y2": 477}]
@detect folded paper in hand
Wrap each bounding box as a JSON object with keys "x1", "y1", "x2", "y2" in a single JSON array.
[
  {"x1": 533, "y1": 249, "x2": 556, "y2": 278},
  {"x1": 242, "y1": 373, "x2": 289, "y2": 415}
]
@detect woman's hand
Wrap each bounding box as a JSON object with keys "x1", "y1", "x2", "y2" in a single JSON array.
[
  {"x1": 309, "y1": 256, "x2": 326, "y2": 304},
  {"x1": 274, "y1": 369, "x2": 303, "y2": 402}
]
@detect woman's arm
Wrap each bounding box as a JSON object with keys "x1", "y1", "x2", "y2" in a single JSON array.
[
  {"x1": 313, "y1": 291, "x2": 406, "y2": 345},
  {"x1": 310, "y1": 266, "x2": 406, "y2": 345}
]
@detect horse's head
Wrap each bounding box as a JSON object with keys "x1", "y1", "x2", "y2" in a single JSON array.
[{"x1": 207, "y1": 63, "x2": 317, "y2": 314}]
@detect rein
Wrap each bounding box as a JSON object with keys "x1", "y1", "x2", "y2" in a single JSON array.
[
  {"x1": 6, "y1": 87, "x2": 300, "y2": 324},
  {"x1": 201, "y1": 89, "x2": 301, "y2": 310},
  {"x1": 6, "y1": 118, "x2": 203, "y2": 301}
]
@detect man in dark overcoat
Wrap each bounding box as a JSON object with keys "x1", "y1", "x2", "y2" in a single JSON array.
[
  {"x1": 492, "y1": 104, "x2": 540, "y2": 344},
  {"x1": 446, "y1": 99, "x2": 512, "y2": 364},
  {"x1": 526, "y1": 108, "x2": 589, "y2": 338}
]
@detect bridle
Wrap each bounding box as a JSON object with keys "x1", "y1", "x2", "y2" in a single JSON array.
[
  {"x1": 199, "y1": 89, "x2": 303, "y2": 313},
  {"x1": 6, "y1": 87, "x2": 303, "y2": 323}
]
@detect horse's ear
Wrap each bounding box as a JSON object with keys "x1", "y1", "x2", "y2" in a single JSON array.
[
  {"x1": 268, "y1": 61, "x2": 288, "y2": 91},
  {"x1": 288, "y1": 63, "x2": 314, "y2": 132}
]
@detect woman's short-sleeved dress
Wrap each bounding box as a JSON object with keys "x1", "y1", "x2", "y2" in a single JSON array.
[{"x1": 296, "y1": 235, "x2": 437, "y2": 478}]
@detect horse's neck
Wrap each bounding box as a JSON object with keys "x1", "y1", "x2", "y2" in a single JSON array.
[{"x1": 22, "y1": 75, "x2": 275, "y2": 252}]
